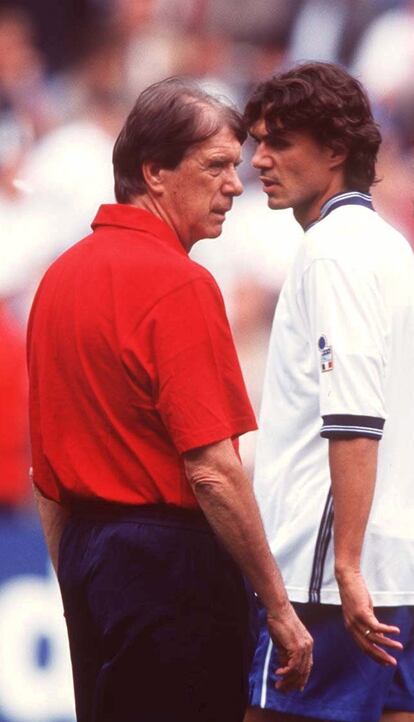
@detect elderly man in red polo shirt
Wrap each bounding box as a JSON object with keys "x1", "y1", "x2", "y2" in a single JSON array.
[{"x1": 27, "y1": 78, "x2": 312, "y2": 722}]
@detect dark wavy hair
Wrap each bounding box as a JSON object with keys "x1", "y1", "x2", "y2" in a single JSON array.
[
  {"x1": 244, "y1": 62, "x2": 381, "y2": 193},
  {"x1": 113, "y1": 78, "x2": 246, "y2": 203}
]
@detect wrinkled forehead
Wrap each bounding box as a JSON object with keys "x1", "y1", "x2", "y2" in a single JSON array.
[{"x1": 185, "y1": 123, "x2": 242, "y2": 159}]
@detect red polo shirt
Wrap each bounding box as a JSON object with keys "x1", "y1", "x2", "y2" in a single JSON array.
[{"x1": 27, "y1": 204, "x2": 257, "y2": 508}]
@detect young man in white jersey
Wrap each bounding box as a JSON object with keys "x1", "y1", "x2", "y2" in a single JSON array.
[{"x1": 244, "y1": 62, "x2": 414, "y2": 722}]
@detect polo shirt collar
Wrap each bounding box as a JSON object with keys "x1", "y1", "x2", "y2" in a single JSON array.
[
  {"x1": 305, "y1": 191, "x2": 374, "y2": 232},
  {"x1": 91, "y1": 204, "x2": 187, "y2": 256}
]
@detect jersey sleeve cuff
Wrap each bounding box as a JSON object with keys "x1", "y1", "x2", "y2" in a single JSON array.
[{"x1": 320, "y1": 414, "x2": 385, "y2": 440}]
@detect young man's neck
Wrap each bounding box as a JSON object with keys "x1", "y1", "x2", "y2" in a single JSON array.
[{"x1": 294, "y1": 182, "x2": 349, "y2": 230}]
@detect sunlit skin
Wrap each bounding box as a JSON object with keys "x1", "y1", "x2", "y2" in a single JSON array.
[
  {"x1": 137, "y1": 122, "x2": 243, "y2": 251},
  {"x1": 249, "y1": 118, "x2": 347, "y2": 229}
]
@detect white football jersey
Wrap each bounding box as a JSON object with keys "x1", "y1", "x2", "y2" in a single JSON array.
[{"x1": 254, "y1": 191, "x2": 414, "y2": 605}]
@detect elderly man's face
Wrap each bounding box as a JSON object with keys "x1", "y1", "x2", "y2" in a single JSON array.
[{"x1": 158, "y1": 124, "x2": 243, "y2": 250}]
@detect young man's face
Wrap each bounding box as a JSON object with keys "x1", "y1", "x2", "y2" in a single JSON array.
[
  {"x1": 158, "y1": 124, "x2": 243, "y2": 250},
  {"x1": 249, "y1": 118, "x2": 345, "y2": 228}
]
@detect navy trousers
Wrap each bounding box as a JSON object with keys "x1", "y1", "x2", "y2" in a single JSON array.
[{"x1": 58, "y1": 503, "x2": 258, "y2": 722}]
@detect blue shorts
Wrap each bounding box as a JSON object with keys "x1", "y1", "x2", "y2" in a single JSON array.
[
  {"x1": 58, "y1": 502, "x2": 258, "y2": 722},
  {"x1": 250, "y1": 602, "x2": 414, "y2": 722}
]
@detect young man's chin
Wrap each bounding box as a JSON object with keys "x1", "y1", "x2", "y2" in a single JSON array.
[{"x1": 267, "y1": 196, "x2": 288, "y2": 211}]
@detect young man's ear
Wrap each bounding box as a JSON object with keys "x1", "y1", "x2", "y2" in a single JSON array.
[
  {"x1": 142, "y1": 160, "x2": 166, "y2": 195},
  {"x1": 327, "y1": 141, "x2": 348, "y2": 170}
]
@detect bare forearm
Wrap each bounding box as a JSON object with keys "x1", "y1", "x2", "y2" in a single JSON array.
[
  {"x1": 328, "y1": 438, "x2": 403, "y2": 665},
  {"x1": 185, "y1": 441, "x2": 289, "y2": 614},
  {"x1": 184, "y1": 439, "x2": 313, "y2": 689},
  {"x1": 329, "y1": 437, "x2": 379, "y2": 580},
  {"x1": 33, "y1": 484, "x2": 70, "y2": 573}
]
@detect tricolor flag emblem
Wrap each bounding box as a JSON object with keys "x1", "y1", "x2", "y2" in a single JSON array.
[{"x1": 318, "y1": 335, "x2": 334, "y2": 372}]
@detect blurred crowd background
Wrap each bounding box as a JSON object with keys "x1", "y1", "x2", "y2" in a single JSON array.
[{"x1": 2, "y1": 0, "x2": 414, "y2": 508}]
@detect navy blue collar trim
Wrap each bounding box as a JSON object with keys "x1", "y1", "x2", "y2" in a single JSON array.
[{"x1": 305, "y1": 191, "x2": 374, "y2": 232}]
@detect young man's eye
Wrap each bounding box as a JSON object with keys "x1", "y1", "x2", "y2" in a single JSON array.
[{"x1": 270, "y1": 138, "x2": 290, "y2": 150}]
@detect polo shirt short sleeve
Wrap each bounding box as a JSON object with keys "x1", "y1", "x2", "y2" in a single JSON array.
[
  {"x1": 127, "y1": 275, "x2": 257, "y2": 454},
  {"x1": 303, "y1": 257, "x2": 387, "y2": 440}
]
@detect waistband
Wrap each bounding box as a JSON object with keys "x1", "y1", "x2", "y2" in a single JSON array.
[{"x1": 68, "y1": 500, "x2": 211, "y2": 532}]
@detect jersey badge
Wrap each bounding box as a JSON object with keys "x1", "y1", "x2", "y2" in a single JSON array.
[{"x1": 318, "y1": 335, "x2": 333, "y2": 372}]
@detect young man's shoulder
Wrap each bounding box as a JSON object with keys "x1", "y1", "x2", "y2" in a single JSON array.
[{"x1": 305, "y1": 206, "x2": 412, "y2": 269}]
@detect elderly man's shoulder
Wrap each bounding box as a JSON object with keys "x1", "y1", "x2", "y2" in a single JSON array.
[
  {"x1": 35, "y1": 218, "x2": 223, "y2": 322},
  {"x1": 143, "y1": 249, "x2": 224, "y2": 314}
]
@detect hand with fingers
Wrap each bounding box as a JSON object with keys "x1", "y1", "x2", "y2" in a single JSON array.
[
  {"x1": 337, "y1": 568, "x2": 403, "y2": 666},
  {"x1": 266, "y1": 601, "x2": 314, "y2": 693}
]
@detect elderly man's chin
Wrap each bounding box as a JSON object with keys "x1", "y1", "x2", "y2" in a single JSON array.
[{"x1": 204, "y1": 218, "x2": 227, "y2": 239}]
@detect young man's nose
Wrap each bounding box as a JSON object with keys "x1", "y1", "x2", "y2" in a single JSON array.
[{"x1": 252, "y1": 145, "x2": 272, "y2": 169}]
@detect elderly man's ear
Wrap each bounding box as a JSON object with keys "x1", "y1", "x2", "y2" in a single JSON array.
[{"x1": 142, "y1": 160, "x2": 166, "y2": 195}]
